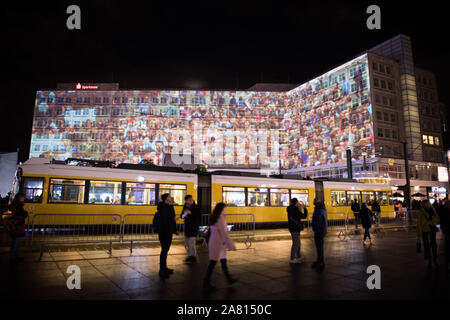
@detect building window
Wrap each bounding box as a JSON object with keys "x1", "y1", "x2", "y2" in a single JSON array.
[
  {"x1": 386, "y1": 66, "x2": 391, "y2": 74},
  {"x1": 381, "y1": 80, "x2": 386, "y2": 89},
  {"x1": 392, "y1": 130, "x2": 397, "y2": 139},
  {"x1": 382, "y1": 96, "x2": 388, "y2": 105},
  {"x1": 384, "y1": 129, "x2": 390, "y2": 138},
  {"x1": 379, "y1": 65, "x2": 385, "y2": 73},
  {"x1": 374, "y1": 78, "x2": 379, "y2": 87},
  {"x1": 223, "y1": 187, "x2": 246, "y2": 207},
  {"x1": 88, "y1": 181, "x2": 122, "y2": 204},
  {"x1": 378, "y1": 128, "x2": 384, "y2": 137},
  {"x1": 372, "y1": 62, "x2": 378, "y2": 71},
  {"x1": 375, "y1": 95, "x2": 381, "y2": 104},
  {"x1": 423, "y1": 135, "x2": 428, "y2": 144},
  {"x1": 103, "y1": 97, "x2": 110, "y2": 103},
  {"x1": 390, "y1": 113, "x2": 396, "y2": 123},
  {"x1": 388, "y1": 82, "x2": 393, "y2": 90},
  {"x1": 49, "y1": 178, "x2": 85, "y2": 204},
  {"x1": 159, "y1": 184, "x2": 187, "y2": 206},
  {"x1": 383, "y1": 112, "x2": 389, "y2": 121},
  {"x1": 376, "y1": 111, "x2": 382, "y2": 120},
  {"x1": 435, "y1": 137, "x2": 440, "y2": 146}
]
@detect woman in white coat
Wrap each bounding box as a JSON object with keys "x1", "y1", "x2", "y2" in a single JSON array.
[{"x1": 203, "y1": 202, "x2": 238, "y2": 290}]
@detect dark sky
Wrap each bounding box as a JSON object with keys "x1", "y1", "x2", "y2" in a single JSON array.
[{"x1": 2, "y1": 0, "x2": 450, "y2": 162}]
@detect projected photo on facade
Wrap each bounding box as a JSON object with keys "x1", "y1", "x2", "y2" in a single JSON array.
[{"x1": 30, "y1": 54, "x2": 373, "y2": 169}]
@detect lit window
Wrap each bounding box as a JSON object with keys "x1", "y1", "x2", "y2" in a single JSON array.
[
  {"x1": 22, "y1": 177, "x2": 44, "y2": 203},
  {"x1": 126, "y1": 183, "x2": 156, "y2": 205},
  {"x1": 49, "y1": 178, "x2": 85, "y2": 203},
  {"x1": 270, "y1": 189, "x2": 289, "y2": 206},
  {"x1": 422, "y1": 135, "x2": 428, "y2": 144},
  {"x1": 159, "y1": 184, "x2": 187, "y2": 206},
  {"x1": 331, "y1": 191, "x2": 347, "y2": 206},
  {"x1": 89, "y1": 181, "x2": 122, "y2": 204},
  {"x1": 223, "y1": 187, "x2": 246, "y2": 207},
  {"x1": 428, "y1": 136, "x2": 434, "y2": 145},
  {"x1": 435, "y1": 137, "x2": 439, "y2": 146},
  {"x1": 248, "y1": 188, "x2": 269, "y2": 207},
  {"x1": 290, "y1": 189, "x2": 309, "y2": 206}
]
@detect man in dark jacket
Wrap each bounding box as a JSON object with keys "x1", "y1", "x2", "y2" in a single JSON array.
[
  {"x1": 359, "y1": 203, "x2": 373, "y2": 245},
  {"x1": 287, "y1": 198, "x2": 308, "y2": 263},
  {"x1": 181, "y1": 195, "x2": 201, "y2": 263},
  {"x1": 154, "y1": 193, "x2": 177, "y2": 278},
  {"x1": 351, "y1": 200, "x2": 360, "y2": 229},
  {"x1": 371, "y1": 200, "x2": 381, "y2": 226},
  {"x1": 312, "y1": 199, "x2": 328, "y2": 268}
]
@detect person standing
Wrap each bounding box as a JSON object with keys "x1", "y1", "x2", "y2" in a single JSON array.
[
  {"x1": 371, "y1": 199, "x2": 381, "y2": 226},
  {"x1": 416, "y1": 200, "x2": 440, "y2": 268},
  {"x1": 181, "y1": 194, "x2": 200, "y2": 263},
  {"x1": 351, "y1": 200, "x2": 360, "y2": 229},
  {"x1": 203, "y1": 203, "x2": 238, "y2": 291},
  {"x1": 7, "y1": 193, "x2": 28, "y2": 262},
  {"x1": 153, "y1": 193, "x2": 177, "y2": 278},
  {"x1": 287, "y1": 198, "x2": 308, "y2": 263},
  {"x1": 312, "y1": 199, "x2": 328, "y2": 268},
  {"x1": 359, "y1": 203, "x2": 373, "y2": 245}
]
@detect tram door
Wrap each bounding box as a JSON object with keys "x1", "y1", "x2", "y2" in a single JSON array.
[
  {"x1": 314, "y1": 181, "x2": 324, "y2": 203},
  {"x1": 197, "y1": 174, "x2": 211, "y2": 216}
]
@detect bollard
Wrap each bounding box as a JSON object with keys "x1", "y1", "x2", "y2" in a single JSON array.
[
  {"x1": 130, "y1": 240, "x2": 133, "y2": 254},
  {"x1": 108, "y1": 241, "x2": 112, "y2": 255}
]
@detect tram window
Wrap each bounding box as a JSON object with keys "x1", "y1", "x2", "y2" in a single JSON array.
[
  {"x1": 159, "y1": 184, "x2": 186, "y2": 206},
  {"x1": 222, "y1": 187, "x2": 246, "y2": 207},
  {"x1": 290, "y1": 189, "x2": 309, "y2": 206},
  {"x1": 126, "y1": 183, "x2": 156, "y2": 205},
  {"x1": 248, "y1": 188, "x2": 269, "y2": 207},
  {"x1": 22, "y1": 177, "x2": 44, "y2": 203},
  {"x1": 270, "y1": 189, "x2": 289, "y2": 206},
  {"x1": 89, "y1": 181, "x2": 122, "y2": 204},
  {"x1": 49, "y1": 179, "x2": 85, "y2": 204},
  {"x1": 361, "y1": 191, "x2": 375, "y2": 205},
  {"x1": 376, "y1": 191, "x2": 388, "y2": 206},
  {"x1": 331, "y1": 191, "x2": 347, "y2": 206},
  {"x1": 347, "y1": 191, "x2": 361, "y2": 205}
]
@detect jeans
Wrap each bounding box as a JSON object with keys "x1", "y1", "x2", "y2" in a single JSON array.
[
  {"x1": 158, "y1": 233, "x2": 173, "y2": 269},
  {"x1": 290, "y1": 232, "x2": 301, "y2": 260},
  {"x1": 314, "y1": 234, "x2": 325, "y2": 263},
  {"x1": 10, "y1": 237, "x2": 19, "y2": 260},
  {"x1": 364, "y1": 228, "x2": 371, "y2": 240},
  {"x1": 204, "y1": 259, "x2": 232, "y2": 283},
  {"x1": 185, "y1": 236, "x2": 197, "y2": 257},
  {"x1": 421, "y1": 231, "x2": 437, "y2": 260}
]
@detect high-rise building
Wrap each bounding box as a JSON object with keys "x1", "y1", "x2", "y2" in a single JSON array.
[{"x1": 29, "y1": 35, "x2": 448, "y2": 199}]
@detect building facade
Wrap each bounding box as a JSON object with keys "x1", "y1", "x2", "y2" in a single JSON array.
[{"x1": 29, "y1": 35, "x2": 448, "y2": 199}]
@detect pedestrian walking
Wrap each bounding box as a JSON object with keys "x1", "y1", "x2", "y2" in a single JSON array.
[
  {"x1": 371, "y1": 200, "x2": 381, "y2": 226},
  {"x1": 153, "y1": 193, "x2": 177, "y2": 278},
  {"x1": 5, "y1": 193, "x2": 28, "y2": 262},
  {"x1": 359, "y1": 203, "x2": 373, "y2": 245},
  {"x1": 351, "y1": 200, "x2": 360, "y2": 229},
  {"x1": 203, "y1": 203, "x2": 238, "y2": 291},
  {"x1": 287, "y1": 198, "x2": 308, "y2": 263},
  {"x1": 312, "y1": 199, "x2": 328, "y2": 268},
  {"x1": 181, "y1": 194, "x2": 201, "y2": 263},
  {"x1": 416, "y1": 200, "x2": 440, "y2": 268}
]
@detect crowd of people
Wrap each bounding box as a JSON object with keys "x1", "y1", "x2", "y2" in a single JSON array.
[{"x1": 32, "y1": 57, "x2": 373, "y2": 169}]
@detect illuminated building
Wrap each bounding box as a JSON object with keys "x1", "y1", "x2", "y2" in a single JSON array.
[{"x1": 29, "y1": 35, "x2": 447, "y2": 198}]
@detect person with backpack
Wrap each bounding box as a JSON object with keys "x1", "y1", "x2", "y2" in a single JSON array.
[
  {"x1": 359, "y1": 203, "x2": 373, "y2": 245},
  {"x1": 181, "y1": 194, "x2": 201, "y2": 263},
  {"x1": 6, "y1": 193, "x2": 28, "y2": 262},
  {"x1": 312, "y1": 199, "x2": 328, "y2": 269},
  {"x1": 203, "y1": 202, "x2": 238, "y2": 291},
  {"x1": 153, "y1": 193, "x2": 177, "y2": 278},
  {"x1": 287, "y1": 198, "x2": 308, "y2": 264},
  {"x1": 351, "y1": 200, "x2": 360, "y2": 229},
  {"x1": 416, "y1": 200, "x2": 440, "y2": 268}
]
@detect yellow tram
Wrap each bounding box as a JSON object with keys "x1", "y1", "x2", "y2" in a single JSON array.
[{"x1": 18, "y1": 158, "x2": 394, "y2": 226}]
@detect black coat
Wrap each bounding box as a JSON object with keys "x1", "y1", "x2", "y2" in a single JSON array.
[
  {"x1": 359, "y1": 207, "x2": 372, "y2": 229},
  {"x1": 287, "y1": 205, "x2": 308, "y2": 233},
  {"x1": 153, "y1": 202, "x2": 176, "y2": 234},
  {"x1": 351, "y1": 202, "x2": 360, "y2": 213},
  {"x1": 371, "y1": 202, "x2": 381, "y2": 213},
  {"x1": 181, "y1": 202, "x2": 201, "y2": 237}
]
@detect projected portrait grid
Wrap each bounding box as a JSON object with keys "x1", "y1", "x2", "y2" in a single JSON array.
[{"x1": 30, "y1": 54, "x2": 373, "y2": 169}]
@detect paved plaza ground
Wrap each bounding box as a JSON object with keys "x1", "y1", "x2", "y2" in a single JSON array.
[{"x1": 1, "y1": 231, "x2": 449, "y2": 300}]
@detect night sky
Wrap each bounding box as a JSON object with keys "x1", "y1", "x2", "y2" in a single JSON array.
[{"x1": 3, "y1": 1, "x2": 450, "y2": 162}]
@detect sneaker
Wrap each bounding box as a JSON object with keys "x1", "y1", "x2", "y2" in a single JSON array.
[
  {"x1": 290, "y1": 259, "x2": 301, "y2": 264},
  {"x1": 296, "y1": 256, "x2": 305, "y2": 263},
  {"x1": 227, "y1": 278, "x2": 239, "y2": 286}
]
